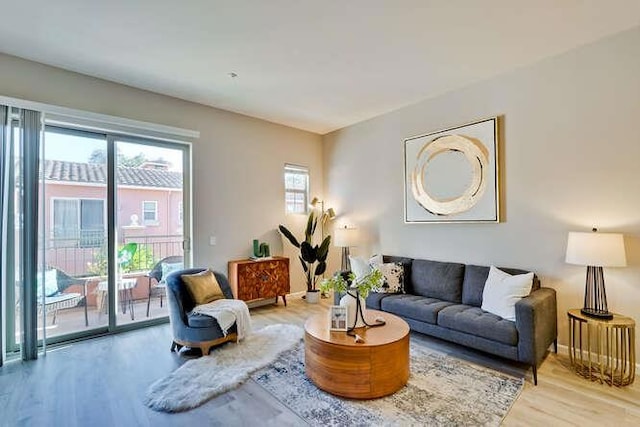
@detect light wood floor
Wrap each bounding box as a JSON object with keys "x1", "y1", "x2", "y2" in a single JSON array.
[{"x1": 0, "y1": 295, "x2": 638, "y2": 426}]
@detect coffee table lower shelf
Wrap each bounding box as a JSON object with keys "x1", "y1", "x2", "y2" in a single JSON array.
[{"x1": 304, "y1": 310, "x2": 410, "y2": 399}]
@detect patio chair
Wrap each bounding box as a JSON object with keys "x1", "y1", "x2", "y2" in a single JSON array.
[
  {"x1": 146, "y1": 255, "x2": 184, "y2": 317},
  {"x1": 34, "y1": 268, "x2": 88, "y2": 326}
]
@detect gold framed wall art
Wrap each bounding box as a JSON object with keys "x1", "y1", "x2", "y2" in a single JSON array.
[{"x1": 404, "y1": 117, "x2": 500, "y2": 223}]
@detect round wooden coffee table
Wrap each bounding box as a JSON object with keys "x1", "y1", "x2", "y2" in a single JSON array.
[{"x1": 304, "y1": 309, "x2": 410, "y2": 399}]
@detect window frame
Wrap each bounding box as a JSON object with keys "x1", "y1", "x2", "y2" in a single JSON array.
[
  {"x1": 284, "y1": 164, "x2": 309, "y2": 215},
  {"x1": 142, "y1": 200, "x2": 159, "y2": 225}
]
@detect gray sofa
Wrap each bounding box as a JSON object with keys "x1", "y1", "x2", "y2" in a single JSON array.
[{"x1": 353, "y1": 256, "x2": 557, "y2": 384}]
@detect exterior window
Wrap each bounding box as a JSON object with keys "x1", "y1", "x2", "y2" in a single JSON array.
[
  {"x1": 52, "y1": 198, "x2": 105, "y2": 247},
  {"x1": 284, "y1": 164, "x2": 309, "y2": 214},
  {"x1": 178, "y1": 201, "x2": 183, "y2": 225},
  {"x1": 142, "y1": 201, "x2": 158, "y2": 225}
]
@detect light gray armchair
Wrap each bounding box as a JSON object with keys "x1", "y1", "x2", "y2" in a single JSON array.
[{"x1": 165, "y1": 267, "x2": 237, "y2": 355}]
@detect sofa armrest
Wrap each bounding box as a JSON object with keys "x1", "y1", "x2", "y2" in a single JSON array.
[{"x1": 515, "y1": 287, "x2": 557, "y2": 365}]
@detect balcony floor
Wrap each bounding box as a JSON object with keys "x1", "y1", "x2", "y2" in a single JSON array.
[{"x1": 29, "y1": 296, "x2": 170, "y2": 341}]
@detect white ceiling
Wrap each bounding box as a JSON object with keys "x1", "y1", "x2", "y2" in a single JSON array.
[{"x1": 1, "y1": 1, "x2": 639, "y2": 134}]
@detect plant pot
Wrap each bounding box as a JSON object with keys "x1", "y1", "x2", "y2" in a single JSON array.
[
  {"x1": 306, "y1": 290, "x2": 320, "y2": 304},
  {"x1": 340, "y1": 290, "x2": 366, "y2": 328}
]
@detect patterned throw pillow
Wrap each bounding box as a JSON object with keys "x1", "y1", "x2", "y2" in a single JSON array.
[{"x1": 375, "y1": 262, "x2": 404, "y2": 293}]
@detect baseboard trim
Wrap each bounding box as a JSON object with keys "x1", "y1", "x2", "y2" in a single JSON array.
[{"x1": 554, "y1": 343, "x2": 640, "y2": 376}]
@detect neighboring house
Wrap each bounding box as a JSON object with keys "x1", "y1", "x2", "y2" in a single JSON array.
[{"x1": 42, "y1": 160, "x2": 183, "y2": 275}]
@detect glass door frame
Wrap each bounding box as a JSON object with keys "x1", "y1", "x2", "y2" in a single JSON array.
[
  {"x1": 34, "y1": 125, "x2": 192, "y2": 346},
  {"x1": 4, "y1": 118, "x2": 19, "y2": 356},
  {"x1": 110, "y1": 134, "x2": 191, "y2": 331}
]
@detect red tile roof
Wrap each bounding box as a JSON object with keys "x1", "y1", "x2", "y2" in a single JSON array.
[{"x1": 44, "y1": 160, "x2": 182, "y2": 189}]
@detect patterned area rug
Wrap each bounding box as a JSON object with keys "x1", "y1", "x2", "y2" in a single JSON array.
[{"x1": 252, "y1": 342, "x2": 523, "y2": 426}]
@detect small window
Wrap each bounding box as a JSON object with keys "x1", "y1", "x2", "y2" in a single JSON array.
[
  {"x1": 142, "y1": 201, "x2": 158, "y2": 225},
  {"x1": 52, "y1": 198, "x2": 105, "y2": 248},
  {"x1": 284, "y1": 164, "x2": 309, "y2": 214}
]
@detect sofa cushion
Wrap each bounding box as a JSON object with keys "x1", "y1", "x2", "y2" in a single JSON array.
[
  {"x1": 411, "y1": 259, "x2": 465, "y2": 303},
  {"x1": 187, "y1": 312, "x2": 220, "y2": 329},
  {"x1": 381, "y1": 294, "x2": 455, "y2": 324},
  {"x1": 437, "y1": 305, "x2": 518, "y2": 346},
  {"x1": 462, "y1": 265, "x2": 540, "y2": 307},
  {"x1": 365, "y1": 292, "x2": 391, "y2": 310}
]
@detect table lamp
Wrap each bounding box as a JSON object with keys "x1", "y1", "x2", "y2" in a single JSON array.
[
  {"x1": 333, "y1": 226, "x2": 358, "y2": 271},
  {"x1": 565, "y1": 228, "x2": 626, "y2": 320}
]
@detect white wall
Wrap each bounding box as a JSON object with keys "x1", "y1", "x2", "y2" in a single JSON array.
[
  {"x1": 0, "y1": 53, "x2": 323, "y2": 293},
  {"x1": 323, "y1": 27, "x2": 640, "y2": 355}
]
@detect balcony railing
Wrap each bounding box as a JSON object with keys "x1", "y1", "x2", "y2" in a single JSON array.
[{"x1": 45, "y1": 232, "x2": 183, "y2": 277}]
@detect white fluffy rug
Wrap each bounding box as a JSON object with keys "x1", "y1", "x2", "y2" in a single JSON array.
[{"x1": 144, "y1": 323, "x2": 304, "y2": 412}]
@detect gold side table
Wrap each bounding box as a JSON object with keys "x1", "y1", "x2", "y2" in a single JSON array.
[{"x1": 567, "y1": 309, "x2": 635, "y2": 386}]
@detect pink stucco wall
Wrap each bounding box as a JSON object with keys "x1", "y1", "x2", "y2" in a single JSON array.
[
  {"x1": 42, "y1": 182, "x2": 183, "y2": 276},
  {"x1": 43, "y1": 183, "x2": 182, "y2": 237}
]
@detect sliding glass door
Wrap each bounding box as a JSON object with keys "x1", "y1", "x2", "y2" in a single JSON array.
[
  {"x1": 2, "y1": 119, "x2": 191, "y2": 358},
  {"x1": 38, "y1": 127, "x2": 110, "y2": 340},
  {"x1": 115, "y1": 138, "x2": 187, "y2": 326}
]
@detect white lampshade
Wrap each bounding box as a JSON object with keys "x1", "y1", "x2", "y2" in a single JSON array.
[
  {"x1": 565, "y1": 231, "x2": 626, "y2": 267},
  {"x1": 333, "y1": 227, "x2": 358, "y2": 248}
]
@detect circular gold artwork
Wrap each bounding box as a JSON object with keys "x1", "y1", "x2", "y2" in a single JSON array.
[{"x1": 411, "y1": 134, "x2": 489, "y2": 216}]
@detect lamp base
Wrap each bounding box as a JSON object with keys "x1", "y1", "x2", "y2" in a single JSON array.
[
  {"x1": 581, "y1": 308, "x2": 614, "y2": 320},
  {"x1": 581, "y1": 265, "x2": 614, "y2": 321}
]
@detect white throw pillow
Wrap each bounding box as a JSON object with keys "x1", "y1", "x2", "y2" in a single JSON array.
[
  {"x1": 368, "y1": 254, "x2": 383, "y2": 266},
  {"x1": 349, "y1": 256, "x2": 371, "y2": 280},
  {"x1": 349, "y1": 254, "x2": 385, "y2": 280},
  {"x1": 481, "y1": 266, "x2": 533, "y2": 321}
]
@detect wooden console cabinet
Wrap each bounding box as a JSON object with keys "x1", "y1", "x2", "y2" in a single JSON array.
[{"x1": 228, "y1": 257, "x2": 290, "y2": 306}]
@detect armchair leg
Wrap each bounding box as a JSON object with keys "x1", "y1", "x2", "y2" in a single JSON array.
[
  {"x1": 532, "y1": 364, "x2": 538, "y2": 385},
  {"x1": 553, "y1": 339, "x2": 558, "y2": 354}
]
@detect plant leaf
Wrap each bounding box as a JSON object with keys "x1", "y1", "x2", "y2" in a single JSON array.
[
  {"x1": 278, "y1": 225, "x2": 300, "y2": 248},
  {"x1": 304, "y1": 212, "x2": 315, "y2": 241},
  {"x1": 300, "y1": 241, "x2": 317, "y2": 263},
  {"x1": 299, "y1": 256, "x2": 308, "y2": 272},
  {"x1": 315, "y1": 261, "x2": 326, "y2": 276},
  {"x1": 316, "y1": 236, "x2": 331, "y2": 261}
]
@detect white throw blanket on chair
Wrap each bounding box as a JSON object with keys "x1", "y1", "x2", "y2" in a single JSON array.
[{"x1": 191, "y1": 299, "x2": 252, "y2": 340}]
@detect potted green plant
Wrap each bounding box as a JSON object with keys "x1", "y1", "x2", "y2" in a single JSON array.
[
  {"x1": 279, "y1": 211, "x2": 331, "y2": 303},
  {"x1": 320, "y1": 269, "x2": 383, "y2": 328}
]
